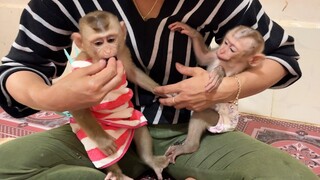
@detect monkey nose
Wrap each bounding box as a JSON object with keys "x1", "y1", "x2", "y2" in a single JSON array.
[
  {"x1": 217, "y1": 49, "x2": 223, "y2": 57},
  {"x1": 218, "y1": 47, "x2": 226, "y2": 54},
  {"x1": 102, "y1": 49, "x2": 111, "y2": 56}
]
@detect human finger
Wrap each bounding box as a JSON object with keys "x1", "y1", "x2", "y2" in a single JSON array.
[
  {"x1": 80, "y1": 59, "x2": 108, "y2": 76},
  {"x1": 161, "y1": 96, "x2": 177, "y2": 106},
  {"x1": 92, "y1": 58, "x2": 119, "y2": 85},
  {"x1": 175, "y1": 62, "x2": 204, "y2": 77},
  {"x1": 155, "y1": 64, "x2": 206, "y2": 95},
  {"x1": 154, "y1": 84, "x2": 181, "y2": 98},
  {"x1": 158, "y1": 94, "x2": 186, "y2": 109},
  {"x1": 101, "y1": 60, "x2": 124, "y2": 92}
]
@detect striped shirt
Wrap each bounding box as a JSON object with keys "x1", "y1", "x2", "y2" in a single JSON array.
[
  {"x1": 70, "y1": 61, "x2": 148, "y2": 168},
  {"x1": 0, "y1": 0, "x2": 301, "y2": 124}
]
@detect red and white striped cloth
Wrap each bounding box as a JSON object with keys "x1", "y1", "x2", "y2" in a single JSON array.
[{"x1": 69, "y1": 60, "x2": 147, "y2": 169}]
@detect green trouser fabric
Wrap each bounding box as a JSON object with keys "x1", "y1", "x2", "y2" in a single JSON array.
[
  {"x1": 0, "y1": 124, "x2": 318, "y2": 180},
  {"x1": 0, "y1": 125, "x2": 106, "y2": 180}
]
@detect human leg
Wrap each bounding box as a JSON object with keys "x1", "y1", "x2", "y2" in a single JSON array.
[
  {"x1": 120, "y1": 123, "x2": 318, "y2": 180},
  {"x1": 29, "y1": 164, "x2": 106, "y2": 180},
  {"x1": 0, "y1": 125, "x2": 105, "y2": 179}
]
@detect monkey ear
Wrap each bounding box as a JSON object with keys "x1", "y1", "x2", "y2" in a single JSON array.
[
  {"x1": 249, "y1": 54, "x2": 265, "y2": 67},
  {"x1": 120, "y1": 21, "x2": 127, "y2": 40},
  {"x1": 71, "y1": 32, "x2": 83, "y2": 50}
]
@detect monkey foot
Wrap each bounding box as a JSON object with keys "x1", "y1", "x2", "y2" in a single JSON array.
[
  {"x1": 165, "y1": 143, "x2": 199, "y2": 164},
  {"x1": 144, "y1": 155, "x2": 170, "y2": 180}
]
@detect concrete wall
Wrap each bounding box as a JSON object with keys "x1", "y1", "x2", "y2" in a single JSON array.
[{"x1": 239, "y1": 0, "x2": 320, "y2": 125}]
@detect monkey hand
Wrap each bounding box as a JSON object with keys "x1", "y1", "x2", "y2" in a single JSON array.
[
  {"x1": 165, "y1": 146, "x2": 178, "y2": 164},
  {"x1": 205, "y1": 65, "x2": 226, "y2": 92},
  {"x1": 146, "y1": 156, "x2": 170, "y2": 180},
  {"x1": 168, "y1": 22, "x2": 199, "y2": 39},
  {"x1": 94, "y1": 132, "x2": 118, "y2": 156}
]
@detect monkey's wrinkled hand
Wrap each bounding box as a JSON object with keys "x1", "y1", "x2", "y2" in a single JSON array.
[
  {"x1": 205, "y1": 65, "x2": 226, "y2": 92},
  {"x1": 51, "y1": 58, "x2": 124, "y2": 111},
  {"x1": 94, "y1": 132, "x2": 118, "y2": 156},
  {"x1": 168, "y1": 22, "x2": 199, "y2": 39}
]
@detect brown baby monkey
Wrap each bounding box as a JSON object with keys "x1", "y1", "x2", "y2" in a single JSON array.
[
  {"x1": 68, "y1": 10, "x2": 168, "y2": 180},
  {"x1": 165, "y1": 22, "x2": 265, "y2": 163}
]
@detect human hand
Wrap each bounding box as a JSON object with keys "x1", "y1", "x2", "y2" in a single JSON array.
[
  {"x1": 154, "y1": 63, "x2": 209, "y2": 111},
  {"x1": 154, "y1": 63, "x2": 237, "y2": 112},
  {"x1": 49, "y1": 58, "x2": 124, "y2": 111},
  {"x1": 168, "y1": 22, "x2": 199, "y2": 39}
]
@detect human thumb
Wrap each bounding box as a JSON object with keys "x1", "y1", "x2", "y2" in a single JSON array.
[
  {"x1": 84, "y1": 59, "x2": 108, "y2": 75},
  {"x1": 175, "y1": 62, "x2": 197, "y2": 77}
]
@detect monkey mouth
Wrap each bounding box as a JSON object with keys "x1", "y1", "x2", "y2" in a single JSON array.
[
  {"x1": 102, "y1": 56, "x2": 118, "y2": 63},
  {"x1": 102, "y1": 58, "x2": 110, "y2": 62},
  {"x1": 217, "y1": 54, "x2": 227, "y2": 62}
]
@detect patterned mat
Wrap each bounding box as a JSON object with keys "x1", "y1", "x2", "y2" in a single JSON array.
[
  {"x1": 0, "y1": 108, "x2": 319, "y2": 176},
  {"x1": 236, "y1": 113, "x2": 320, "y2": 176},
  {"x1": 0, "y1": 108, "x2": 69, "y2": 138}
]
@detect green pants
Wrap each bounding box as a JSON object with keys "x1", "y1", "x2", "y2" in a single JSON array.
[{"x1": 0, "y1": 124, "x2": 317, "y2": 180}]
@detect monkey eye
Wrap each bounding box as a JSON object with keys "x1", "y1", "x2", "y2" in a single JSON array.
[
  {"x1": 224, "y1": 40, "x2": 237, "y2": 53},
  {"x1": 107, "y1": 36, "x2": 116, "y2": 43},
  {"x1": 94, "y1": 41, "x2": 103, "y2": 46}
]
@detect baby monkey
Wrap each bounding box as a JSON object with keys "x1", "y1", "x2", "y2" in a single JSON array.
[
  {"x1": 166, "y1": 22, "x2": 265, "y2": 163},
  {"x1": 68, "y1": 10, "x2": 168, "y2": 180}
]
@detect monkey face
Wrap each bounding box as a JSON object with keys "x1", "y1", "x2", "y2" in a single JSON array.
[
  {"x1": 93, "y1": 33, "x2": 119, "y2": 60},
  {"x1": 81, "y1": 25, "x2": 123, "y2": 63},
  {"x1": 217, "y1": 34, "x2": 253, "y2": 75}
]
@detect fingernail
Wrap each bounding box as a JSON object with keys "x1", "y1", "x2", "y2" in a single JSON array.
[{"x1": 99, "y1": 59, "x2": 106, "y2": 64}]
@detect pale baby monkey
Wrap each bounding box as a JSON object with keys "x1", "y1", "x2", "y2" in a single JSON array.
[
  {"x1": 69, "y1": 10, "x2": 168, "y2": 180},
  {"x1": 166, "y1": 22, "x2": 265, "y2": 163}
]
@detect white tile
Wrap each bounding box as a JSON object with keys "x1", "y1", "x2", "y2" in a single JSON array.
[{"x1": 240, "y1": 0, "x2": 320, "y2": 125}]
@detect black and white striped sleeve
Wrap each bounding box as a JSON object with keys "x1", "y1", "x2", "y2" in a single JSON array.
[
  {"x1": 0, "y1": 0, "x2": 76, "y2": 117},
  {"x1": 214, "y1": 0, "x2": 301, "y2": 89}
]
